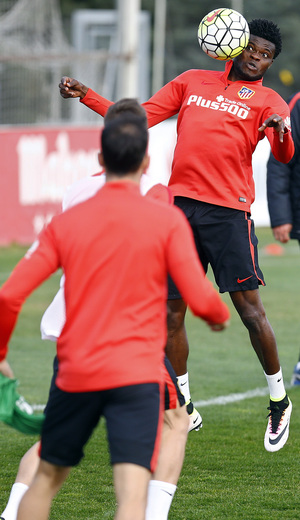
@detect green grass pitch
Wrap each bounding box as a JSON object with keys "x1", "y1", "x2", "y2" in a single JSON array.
[{"x1": 0, "y1": 228, "x2": 299, "y2": 519}]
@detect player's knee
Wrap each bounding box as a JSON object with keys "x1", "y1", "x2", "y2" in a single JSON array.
[
  {"x1": 167, "y1": 301, "x2": 186, "y2": 333},
  {"x1": 164, "y1": 404, "x2": 189, "y2": 436},
  {"x1": 240, "y1": 306, "x2": 267, "y2": 333},
  {"x1": 37, "y1": 460, "x2": 70, "y2": 492}
]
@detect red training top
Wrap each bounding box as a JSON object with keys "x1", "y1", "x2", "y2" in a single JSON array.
[
  {"x1": 0, "y1": 182, "x2": 229, "y2": 392},
  {"x1": 81, "y1": 61, "x2": 294, "y2": 212}
]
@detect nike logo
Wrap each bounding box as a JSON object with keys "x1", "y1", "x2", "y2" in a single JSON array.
[
  {"x1": 269, "y1": 424, "x2": 288, "y2": 445},
  {"x1": 237, "y1": 275, "x2": 253, "y2": 283},
  {"x1": 207, "y1": 9, "x2": 222, "y2": 22},
  {"x1": 180, "y1": 381, "x2": 187, "y2": 386},
  {"x1": 277, "y1": 378, "x2": 282, "y2": 383},
  {"x1": 162, "y1": 490, "x2": 173, "y2": 497},
  {"x1": 193, "y1": 418, "x2": 199, "y2": 424}
]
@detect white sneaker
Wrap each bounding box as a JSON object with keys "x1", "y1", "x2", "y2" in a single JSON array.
[
  {"x1": 186, "y1": 400, "x2": 203, "y2": 432},
  {"x1": 264, "y1": 396, "x2": 292, "y2": 452}
]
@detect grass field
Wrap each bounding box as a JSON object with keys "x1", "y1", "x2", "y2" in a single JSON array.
[{"x1": 0, "y1": 228, "x2": 299, "y2": 519}]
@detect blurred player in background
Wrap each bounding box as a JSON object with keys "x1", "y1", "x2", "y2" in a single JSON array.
[
  {"x1": 59, "y1": 18, "x2": 294, "y2": 452},
  {"x1": 267, "y1": 91, "x2": 300, "y2": 386},
  {"x1": 0, "y1": 103, "x2": 229, "y2": 520}
]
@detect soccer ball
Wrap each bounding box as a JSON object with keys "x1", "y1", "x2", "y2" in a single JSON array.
[{"x1": 198, "y1": 8, "x2": 250, "y2": 61}]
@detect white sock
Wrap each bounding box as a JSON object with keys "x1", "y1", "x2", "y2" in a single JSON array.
[
  {"x1": 176, "y1": 372, "x2": 191, "y2": 404},
  {"x1": 1, "y1": 482, "x2": 29, "y2": 520},
  {"x1": 264, "y1": 368, "x2": 286, "y2": 401},
  {"x1": 145, "y1": 480, "x2": 177, "y2": 520}
]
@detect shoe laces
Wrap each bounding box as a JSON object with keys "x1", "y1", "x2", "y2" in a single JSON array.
[{"x1": 266, "y1": 401, "x2": 287, "y2": 434}]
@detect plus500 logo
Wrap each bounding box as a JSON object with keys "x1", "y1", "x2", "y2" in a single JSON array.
[{"x1": 187, "y1": 95, "x2": 249, "y2": 119}]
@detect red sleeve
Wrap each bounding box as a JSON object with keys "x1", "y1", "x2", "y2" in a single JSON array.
[
  {"x1": 265, "y1": 128, "x2": 294, "y2": 164},
  {"x1": 0, "y1": 227, "x2": 60, "y2": 360},
  {"x1": 80, "y1": 74, "x2": 185, "y2": 129},
  {"x1": 262, "y1": 94, "x2": 295, "y2": 164},
  {"x1": 167, "y1": 210, "x2": 230, "y2": 325},
  {"x1": 142, "y1": 76, "x2": 184, "y2": 128},
  {"x1": 80, "y1": 89, "x2": 113, "y2": 117}
]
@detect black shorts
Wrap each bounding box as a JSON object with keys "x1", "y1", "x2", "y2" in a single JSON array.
[
  {"x1": 168, "y1": 197, "x2": 265, "y2": 297},
  {"x1": 47, "y1": 356, "x2": 185, "y2": 414},
  {"x1": 40, "y1": 380, "x2": 162, "y2": 471}
]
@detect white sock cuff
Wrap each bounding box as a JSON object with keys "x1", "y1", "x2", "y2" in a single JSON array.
[
  {"x1": 12, "y1": 482, "x2": 29, "y2": 492},
  {"x1": 148, "y1": 480, "x2": 177, "y2": 496},
  {"x1": 1, "y1": 482, "x2": 29, "y2": 518},
  {"x1": 176, "y1": 372, "x2": 191, "y2": 403},
  {"x1": 264, "y1": 368, "x2": 286, "y2": 401}
]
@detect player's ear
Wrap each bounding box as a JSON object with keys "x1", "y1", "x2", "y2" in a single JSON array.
[
  {"x1": 142, "y1": 153, "x2": 150, "y2": 173},
  {"x1": 98, "y1": 151, "x2": 105, "y2": 167}
]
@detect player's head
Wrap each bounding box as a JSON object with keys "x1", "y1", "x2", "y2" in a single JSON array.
[
  {"x1": 104, "y1": 98, "x2": 147, "y2": 128},
  {"x1": 232, "y1": 18, "x2": 281, "y2": 82},
  {"x1": 100, "y1": 114, "x2": 149, "y2": 176},
  {"x1": 248, "y1": 19, "x2": 282, "y2": 59}
]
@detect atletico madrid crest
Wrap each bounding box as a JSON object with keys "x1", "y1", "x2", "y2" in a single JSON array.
[{"x1": 238, "y1": 86, "x2": 255, "y2": 100}]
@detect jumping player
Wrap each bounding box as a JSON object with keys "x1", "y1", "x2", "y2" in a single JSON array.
[{"x1": 59, "y1": 18, "x2": 294, "y2": 452}]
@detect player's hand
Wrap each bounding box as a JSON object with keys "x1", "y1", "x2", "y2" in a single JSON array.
[
  {"x1": 258, "y1": 114, "x2": 287, "y2": 143},
  {"x1": 207, "y1": 319, "x2": 230, "y2": 332},
  {"x1": 59, "y1": 76, "x2": 89, "y2": 100},
  {"x1": 0, "y1": 359, "x2": 15, "y2": 379},
  {"x1": 272, "y1": 223, "x2": 292, "y2": 243}
]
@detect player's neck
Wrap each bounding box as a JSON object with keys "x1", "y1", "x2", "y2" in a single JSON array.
[{"x1": 105, "y1": 171, "x2": 142, "y2": 185}]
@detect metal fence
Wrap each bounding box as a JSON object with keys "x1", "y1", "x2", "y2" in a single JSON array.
[{"x1": 0, "y1": 0, "x2": 150, "y2": 125}]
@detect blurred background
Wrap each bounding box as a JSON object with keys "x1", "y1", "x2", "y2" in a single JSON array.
[{"x1": 0, "y1": 0, "x2": 299, "y2": 243}]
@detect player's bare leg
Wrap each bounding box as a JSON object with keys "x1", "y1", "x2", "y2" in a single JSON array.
[
  {"x1": 230, "y1": 288, "x2": 292, "y2": 452},
  {"x1": 113, "y1": 463, "x2": 150, "y2": 520},
  {"x1": 152, "y1": 402, "x2": 189, "y2": 484},
  {"x1": 230, "y1": 289, "x2": 280, "y2": 374},
  {"x1": 165, "y1": 299, "x2": 188, "y2": 376},
  {"x1": 17, "y1": 460, "x2": 70, "y2": 520},
  {"x1": 1, "y1": 443, "x2": 40, "y2": 520},
  {"x1": 14, "y1": 443, "x2": 40, "y2": 486},
  {"x1": 166, "y1": 299, "x2": 202, "y2": 432},
  {"x1": 145, "y1": 401, "x2": 189, "y2": 520}
]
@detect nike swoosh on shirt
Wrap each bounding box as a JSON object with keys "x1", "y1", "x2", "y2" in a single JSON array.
[{"x1": 237, "y1": 276, "x2": 253, "y2": 283}]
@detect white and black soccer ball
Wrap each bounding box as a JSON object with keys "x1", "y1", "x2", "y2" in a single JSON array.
[{"x1": 198, "y1": 7, "x2": 250, "y2": 61}]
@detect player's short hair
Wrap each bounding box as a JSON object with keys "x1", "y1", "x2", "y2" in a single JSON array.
[
  {"x1": 101, "y1": 114, "x2": 148, "y2": 175},
  {"x1": 248, "y1": 19, "x2": 282, "y2": 59},
  {"x1": 105, "y1": 98, "x2": 147, "y2": 128}
]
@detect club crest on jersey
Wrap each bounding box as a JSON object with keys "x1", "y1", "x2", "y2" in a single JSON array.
[{"x1": 238, "y1": 86, "x2": 255, "y2": 100}]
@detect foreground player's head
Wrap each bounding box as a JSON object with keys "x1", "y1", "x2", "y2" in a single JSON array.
[
  {"x1": 248, "y1": 19, "x2": 282, "y2": 59},
  {"x1": 100, "y1": 114, "x2": 149, "y2": 177},
  {"x1": 104, "y1": 98, "x2": 147, "y2": 128}
]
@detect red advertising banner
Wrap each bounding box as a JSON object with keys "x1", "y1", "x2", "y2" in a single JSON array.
[
  {"x1": 0, "y1": 122, "x2": 177, "y2": 245},
  {"x1": 0, "y1": 126, "x2": 101, "y2": 245}
]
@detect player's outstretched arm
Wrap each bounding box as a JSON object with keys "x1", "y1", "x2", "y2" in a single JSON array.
[{"x1": 59, "y1": 76, "x2": 89, "y2": 99}]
